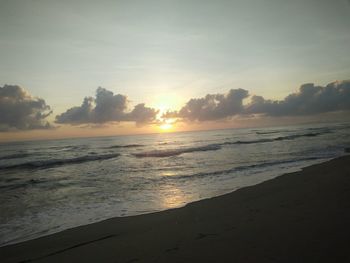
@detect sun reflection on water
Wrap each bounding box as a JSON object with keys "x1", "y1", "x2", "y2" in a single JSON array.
[{"x1": 160, "y1": 184, "x2": 189, "y2": 209}]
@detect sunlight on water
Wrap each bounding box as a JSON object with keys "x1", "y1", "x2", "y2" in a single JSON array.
[
  {"x1": 161, "y1": 171, "x2": 176, "y2": 177},
  {"x1": 160, "y1": 185, "x2": 188, "y2": 209}
]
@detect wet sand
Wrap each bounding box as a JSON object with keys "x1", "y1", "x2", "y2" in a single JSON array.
[{"x1": 1, "y1": 155, "x2": 350, "y2": 263}]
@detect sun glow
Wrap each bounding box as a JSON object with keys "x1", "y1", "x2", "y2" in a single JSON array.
[
  {"x1": 150, "y1": 94, "x2": 181, "y2": 132},
  {"x1": 150, "y1": 93, "x2": 184, "y2": 117},
  {"x1": 159, "y1": 122, "x2": 173, "y2": 131},
  {"x1": 158, "y1": 117, "x2": 176, "y2": 132}
]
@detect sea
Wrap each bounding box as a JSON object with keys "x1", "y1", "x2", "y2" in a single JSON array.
[{"x1": 1, "y1": 122, "x2": 349, "y2": 246}]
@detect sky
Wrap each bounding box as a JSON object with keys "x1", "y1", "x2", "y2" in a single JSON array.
[{"x1": 1, "y1": 0, "x2": 350, "y2": 141}]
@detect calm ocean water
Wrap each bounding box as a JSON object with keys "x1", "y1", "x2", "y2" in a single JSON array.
[{"x1": 1, "y1": 122, "x2": 350, "y2": 246}]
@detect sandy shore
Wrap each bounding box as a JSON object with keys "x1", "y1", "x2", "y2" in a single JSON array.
[{"x1": 1, "y1": 156, "x2": 350, "y2": 263}]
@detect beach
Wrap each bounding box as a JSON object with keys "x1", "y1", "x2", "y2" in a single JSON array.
[
  {"x1": 1, "y1": 155, "x2": 349, "y2": 262},
  {"x1": 1, "y1": 0, "x2": 350, "y2": 261},
  {"x1": 2, "y1": 123, "x2": 348, "y2": 246}
]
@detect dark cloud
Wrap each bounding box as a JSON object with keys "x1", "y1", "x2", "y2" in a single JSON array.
[
  {"x1": 0, "y1": 85, "x2": 52, "y2": 131},
  {"x1": 55, "y1": 87, "x2": 158, "y2": 125},
  {"x1": 164, "y1": 80, "x2": 350, "y2": 121},
  {"x1": 3, "y1": 80, "x2": 349, "y2": 131},
  {"x1": 164, "y1": 89, "x2": 249, "y2": 121},
  {"x1": 126, "y1": 103, "x2": 159, "y2": 125},
  {"x1": 246, "y1": 80, "x2": 350, "y2": 116}
]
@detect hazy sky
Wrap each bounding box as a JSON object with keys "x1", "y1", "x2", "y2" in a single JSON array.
[{"x1": 1, "y1": 0, "x2": 350, "y2": 140}]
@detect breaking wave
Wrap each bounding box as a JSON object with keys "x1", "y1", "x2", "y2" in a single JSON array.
[
  {"x1": 255, "y1": 130, "x2": 291, "y2": 135},
  {"x1": 132, "y1": 132, "x2": 327, "y2": 158},
  {"x1": 169, "y1": 156, "x2": 326, "y2": 181},
  {"x1": 107, "y1": 144, "x2": 144, "y2": 149},
  {"x1": 228, "y1": 132, "x2": 324, "y2": 145},
  {"x1": 0, "y1": 153, "x2": 120, "y2": 170},
  {"x1": 133, "y1": 144, "x2": 222, "y2": 158}
]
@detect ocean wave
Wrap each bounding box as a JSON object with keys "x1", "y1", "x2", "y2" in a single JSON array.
[
  {"x1": 256, "y1": 126, "x2": 333, "y2": 135},
  {"x1": 0, "y1": 153, "x2": 120, "y2": 170},
  {"x1": 0, "y1": 178, "x2": 48, "y2": 190},
  {"x1": 133, "y1": 144, "x2": 222, "y2": 158},
  {"x1": 305, "y1": 127, "x2": 331, "y2": 132},
  {"x1": 228, "y1": 132, "x2": 324, "y2": 145},
  {"x1": 107, "y1": 144, "x2": 144, "y2": 149},
  {"x1": 132, "y1": 132, "x2": 326, "y2": 158},
  {"x1": 0, "y1": 153, "x2": 29, "y2": 160},
  {"x1": 274, "y1": 132, "x2": 323, "y2": 140},
  {"x1": 170, "y1": 156, "x2": 325, "y2": 181},
  {"x1": 255, "y1": 130, "x2": 291, "y2": 135}
]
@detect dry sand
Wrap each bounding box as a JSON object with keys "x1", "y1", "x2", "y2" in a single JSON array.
[{"x1": 1, "y1": 155, "x2": 350, "y2": 263}]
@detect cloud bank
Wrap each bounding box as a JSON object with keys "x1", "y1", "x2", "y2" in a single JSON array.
[
  {"x1": 0, "y1": 85, "x2": 52, "y2": 131},
  {"x1": 164, "y1": 80, "x2": 350, "y2": 121},
  {"x1": 1, "y1": 80, "x2": 349, "y2": 132},
  {"x1": 55, "y1": 87, "x2": 158, "y2": 125}
]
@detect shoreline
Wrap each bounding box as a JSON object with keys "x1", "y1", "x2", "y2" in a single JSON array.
[{"x1": 1, "y1": 155, "x2": 350, "y2": 262}]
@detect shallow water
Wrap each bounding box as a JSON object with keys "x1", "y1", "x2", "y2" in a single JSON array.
[{"x1": 1, "y1": 122, "x2": 349, "y2": 246}]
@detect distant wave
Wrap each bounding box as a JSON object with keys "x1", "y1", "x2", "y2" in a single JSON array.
[
  {"x1": 107, "y1": 144, "x2": 144, "y2": 149},
  {"x1": 255, "y1": 130, "x2": 291, "y2": 135},
  {"x1": 0, "y1": 153, "x2": 29, "y2": 160},
  {"x1": 0, "y1": 153, "x2": 120, "y2": 170},
  {"x1": 132, "y1": 132, "x2": 326, "y2": 158},
  {"x1": 306, "y1": 127, "x2": 331, "y2": 132},
  {"x1": 0, "y1": 178, "x2": 48, "y2": 190},
  {"x1": 228, "y1": 132, "x2": 324, "y2": 145},
  {"x1": 256, "y1": 126, "x2": 333, "y2": 135},
  {"x1": 133, "y1": 144, "x2": 222, "y2": 158},
  {"x1": 45, "y1": 145, "x2": 89, "y2": 151}
]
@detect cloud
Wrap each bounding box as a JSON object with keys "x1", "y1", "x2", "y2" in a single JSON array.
[
  {"x1": 0, "y1": 85, "x2": 52, "y2": 131},
  {"x1": 246, "y1": 80, "x2": 350, "y2": 116},
  {"x1": 3, "y1": 80, "x2": 349, "y2": 131},
  {"x1": 55, "y1": 87, "x2": 158, "y2": 125},
  {"x1": 125, "y1": 103, "x2": 160, "y2": 125},
  {"x1": 164, "y1": 89, "x2": 249, "y2": 121},
  {"x1": 164, "y1": 80, "x2": 350, "y2": 121}
]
